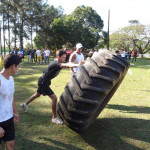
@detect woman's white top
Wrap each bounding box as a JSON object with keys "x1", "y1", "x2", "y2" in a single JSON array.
[{"x1": 0, "y1": 74, "x2": 14, "y2": 122}]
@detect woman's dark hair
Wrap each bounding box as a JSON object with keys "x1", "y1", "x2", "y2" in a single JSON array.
[
  {"x1": 3, "y1": 54, "x2": 21, "y2": 68},
  {"x1": 56, "y1": 49, "x2": 66, "y2": 57}
]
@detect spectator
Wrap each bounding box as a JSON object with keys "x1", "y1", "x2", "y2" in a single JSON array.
[
  {"x1": 69, "y1": 43, "x2": 84, "y2": 76},
  {"x1": 27, "y1": 49, "x2": 31, "y2": 63},
  {"x1": 132, "y1": 49, "x2": 138, "y2": 62},
  {"x1": 128, "y1": 50, "x2": 132, "y2": 61},
  {"x1": 88, "y1": 49, "x2": 93, "y2": 57},
  {"x1": 17, "y1": 50, "x2": 23, "y2": 62},
  {"x1": 30, "y1": 49, "x2": 35, "y2": 63},
  {"x1": 44, "y1": 48, "x2": 50, "y2": 64},
  {"x1": 0, "y1": 54, "x2": 21, "y2": 150},
  {"x1": 121, "y1": 50, "x2": 126, "y2": 60},
  {"x1": 115, "y1": 50, "x2": 121, "y2": 57},
  {"x1": 125, "y1": 50, "x2": 128, "y2": 60},
  {"x1": 36, "y1": 49, "x2": 42, "y2": 65},
  {"x1": 41, "y1": 49, "x2": 46, "y2": 64},
  {"x1": 21, "y1": 49, "x2": 25, "y2": 62},
  {"x1": 11, "y1": 48, "x2": 17, "y2": 55},
  {"x1": 93, "y1": 49, "x2": 98, "y2": 56}
]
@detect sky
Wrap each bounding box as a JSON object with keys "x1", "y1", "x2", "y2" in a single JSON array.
[{"x1": 48, "y1": 0, "x2": 150, "y2": 32}]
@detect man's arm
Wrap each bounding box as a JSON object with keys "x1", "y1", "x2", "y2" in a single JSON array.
[
  {"x1": 60, "y1": 62, "x2": 81, "y2": 68},
  {"x1": 13, "y1": 97, "x2": 20, "y2": 122},
  {"x1": 0, "y1": 127, "x2": 5, "y2": 138}
]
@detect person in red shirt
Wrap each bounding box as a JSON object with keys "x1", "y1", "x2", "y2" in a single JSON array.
[{"x1": 132, "y1": 49, "x2": 138, "y2": 62}]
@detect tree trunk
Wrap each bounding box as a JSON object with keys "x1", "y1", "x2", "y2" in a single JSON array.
[
  {"x1": 3, "y1": 13, "x2": 6, "y2": 56},
  {"x1": 14, "y1": 22, "x2": 17, "y2": 49},
  {"x1": 20, "y1": 20, "x2": 24, "y2": 49},
  {"x1": 31, "y1": 25, "x2": 33, "y2": 49},
  {"x1": 13, "y1": 9, "x2": 17, "y2": 49},
  {"x1": 8, "y1": 7, "x2": 11, "y2": 53},
  {"x1": 0, "y1": 23, "x2": 2, "y2": 59}
]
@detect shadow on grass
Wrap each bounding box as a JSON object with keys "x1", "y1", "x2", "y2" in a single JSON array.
[
  {"x1": 41, "y1": 138, "x2": 83, "y2": 150},
  {"x1": 15, "y1": 76, "x2": 39, "y2": 85},
  {"x1": 81, "y1": 118, "x2": 150, "y2": 150},
  {"x1": 106, "y1": 104, "x2": 150, "y2": 114},
  {"x1": 16, "y1": 138, "x2": 83, "y2": 150},
  {"x1": 17, "y1": 105, "x2": 150, "y2": 150},
  {"x1": 16, "y1": 137, "x2": 77, "y2": 150},
  {"x1": 140, "y1": 90, "x2": 150, "y2": 92},
  {"x1": 16, "y1": 108, "x2": 83, "y2": 150}
]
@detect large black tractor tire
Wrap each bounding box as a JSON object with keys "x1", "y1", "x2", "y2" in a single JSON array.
[{"x1": 57, "y1": 50, "x2": 130, "y2": 132}]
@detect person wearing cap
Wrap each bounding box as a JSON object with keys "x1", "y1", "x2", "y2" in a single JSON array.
[{"x1": 69, "y1": 43, "x2": 85, "y2": 75}]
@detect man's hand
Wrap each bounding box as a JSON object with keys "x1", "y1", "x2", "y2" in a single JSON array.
[
  {"x1": 0, "y1": 127, "x2": 5, "y2": 138},
  {"x1": 80, "y1": 60, "x2": 85, "y2": 65},
  {"x1": 14, "y1": 112, "x2": 20, "y2": 122},
  {"x1": 79, "y1": 61, "x2": 85, "y2": 65}
]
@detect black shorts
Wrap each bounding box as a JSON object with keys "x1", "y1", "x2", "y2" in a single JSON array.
[
  {"x1": 37, "y1": 78, "x2": 54, "y2": 96},
  {"x1": 0, "y1": 117, "x2": 15, "y2": 144},
  {"x1": 37, "y1": 85, "x2": 54, "y2": 96}
]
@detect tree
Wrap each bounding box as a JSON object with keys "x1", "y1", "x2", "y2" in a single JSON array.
[
  {"x1": 34, "y1": 5, "x2": 104, "y2": 50},
  {"x1": 0, "y1": 2, "x2": 104, "y2": 51},
  {"x1": 0, "y1": 0, "x2": 48, "y2": 50},
  {"x1": 129, "y1": 20, "x2": 139, "y2": 25},
  {"x1": 65, "y1": 5, "x2": 104, "y2": 49},
  {"x1": 110, "y1": 24, "x2": 150, "y2": 54},
  {"x1": 34, "y1": 5, "x2": 64, "y2": 49}
]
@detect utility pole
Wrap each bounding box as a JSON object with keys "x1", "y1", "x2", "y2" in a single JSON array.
[{"x1": 107, "y1": 9, "x2": 110, "y2": 50}]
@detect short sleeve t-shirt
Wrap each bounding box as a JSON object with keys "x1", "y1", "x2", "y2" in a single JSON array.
[
  {"x1": 38, "y1": 61, "x2": 61, "y2": 85},
  {"x1": 18, "y1": 51, "x2": 23, "y2": 58},
  {"x1": 133, "y1": 51, "x2": 137, "y2": 56},
  {"x1": 36, "y1": 50, "x2": 41, "y2": 56},
  {"x1": 45, "y1": 50, "x2": 50, "y2": 57},
  {"x1": 27, "y1": 50, "x2": 31, "y2": 55},
  {"x1": 0, "y1": 74, "x2": 14, "y2": 122}
]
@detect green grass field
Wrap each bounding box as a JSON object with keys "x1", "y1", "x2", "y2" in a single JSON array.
[{"x1": 4, "y1": 58, "x2": 150, "y2": 150}]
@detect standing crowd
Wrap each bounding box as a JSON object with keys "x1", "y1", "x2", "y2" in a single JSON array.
[
  {"x1": 115, "y1": 49, "x2": 138, "y2": 62},
  {"x1": 12, "y1": 48, "x2": 51, "y2": 65}
]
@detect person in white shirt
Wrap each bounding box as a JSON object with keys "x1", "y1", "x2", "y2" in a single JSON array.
[
  {"x1": 44, "y1": 49, "x2": 50, "y2": 64},
  {"x1": 36, "y1": 50, "x2": 42, "y2": 65},
  {"x1": 0, "y1": 54, "x2": 21, "y2": 150},
  {"x1": 121, "y1": 50, "x2": 126, "y2": 60},
  {"x1": 69, "y1": 43, "x2": 85, "y2": 76},
  {"x1": 17, "y1": 50, "x2": 23, "y2": 62}
]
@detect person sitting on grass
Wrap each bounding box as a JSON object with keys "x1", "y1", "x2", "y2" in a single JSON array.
[
  {"x1": 20, "y1": 49, "x2": 82, "y2": 124},
  {"x1": 0, "y1": 54, "x2": 21, "y2": 150}
]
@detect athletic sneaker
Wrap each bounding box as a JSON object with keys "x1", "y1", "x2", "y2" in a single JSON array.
[
  {"x1": 20, "y1": 103, "x2": 28, "y2": 112},
  {"x1": 52, "y1": 117, "x2": 63, "y2": 125}
]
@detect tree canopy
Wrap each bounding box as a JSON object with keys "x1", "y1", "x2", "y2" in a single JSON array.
[
  {"x1": 34, "y1": 5, "x2": 104, "y2": 50},
  {"x1": 110, "y1": 24, "x2": 150, "y2": 54},
  {"x1": 0, "y1": 1, "x2": 104, "y2": 53}
]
